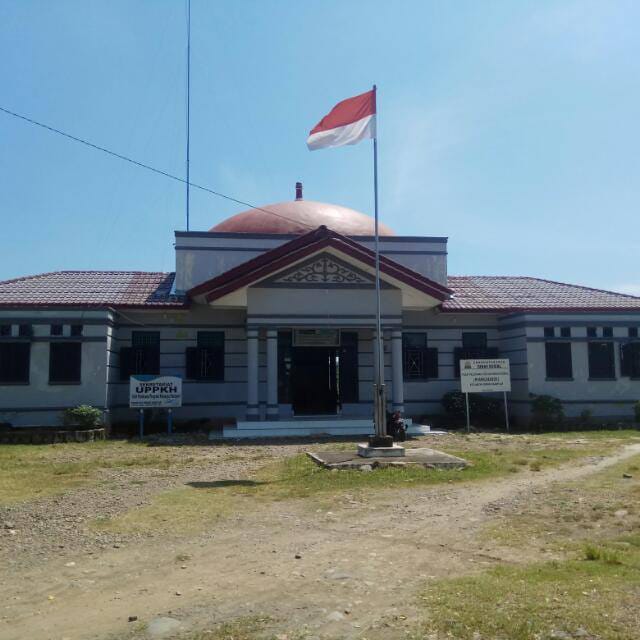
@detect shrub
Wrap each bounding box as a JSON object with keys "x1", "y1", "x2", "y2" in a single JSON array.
[
  {"x1": 441, "y1": 391, "x2": 502, "y2": 425},
  {"x1": 530, "y1": 394, "x2": 564, "y2": 430},
  {"x1": 583, "y1": 544, "x2": 622, "y2": 565},
  {"x1": 62, "y1": 405, "x2": 103, "y2": 429},
  {"x1": 634, "y1": 401, "x2": 640, "y2": 424},
  {"x1": 579, "y1": 408, "x2": 592, "y2": 426}
]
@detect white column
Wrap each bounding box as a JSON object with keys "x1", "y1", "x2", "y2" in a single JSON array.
[
  {"x1": 266, "y1": 329, "x2": 279, "y2": 420},
  {"x1": 246, "y1": 328, "x2": 259, "y2": 420},
  {"x1": 391, "y1": 329, "x2": 404, "y2": 414}
]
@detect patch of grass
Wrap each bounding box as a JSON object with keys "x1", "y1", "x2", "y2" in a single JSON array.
[
  {"x1": 484, "y1": 454, "x2": 640, "y2": 552},
  {"x1": 415, "y1": 543, "x2": 640, "y2": 640},
  {"x1": 0, "y1": 441, "x2": 207, "y2": 504},
  {"x1": 533, "y1": 429, "x2": 640, "y2": 441},
  {"x1": 92, "y1": 485, "x2": 237, "y2": 535},
  {"x1": 583, "y1": 543, "x2": 623, "y2": 564},
  {"x1": 169, "y1": 616, "x2": 274, "y2": 640},
  {"x1": 252, "y1": 443, "x2": 611, "y2": 501},
  {"x1": 94, "y1": 440, "x2": 629, "y2": 535}
]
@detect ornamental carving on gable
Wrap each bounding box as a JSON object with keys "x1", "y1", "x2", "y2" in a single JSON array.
[{"x1": 275, "y1": 255, "x2": 374, "y2": 285}]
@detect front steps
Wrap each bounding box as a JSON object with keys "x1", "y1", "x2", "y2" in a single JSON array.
[{"x1": 214, "y1": 417, "x2": 432, "y2": 439}]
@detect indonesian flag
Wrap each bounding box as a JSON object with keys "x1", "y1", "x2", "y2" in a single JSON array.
[{"x1": 307, "y1": 88, "x2": 376, "y2": 151}]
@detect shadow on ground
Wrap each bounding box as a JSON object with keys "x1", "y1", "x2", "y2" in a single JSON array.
[{"x1": 186, "y1": 480, "x2": 268, "y2": 489}]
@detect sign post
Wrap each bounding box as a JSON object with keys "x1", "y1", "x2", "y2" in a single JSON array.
[
  {"x1": 465, "y1": 391, "x2": 471, "y2": 433},
  {"x1": 460, "y1": 359, "x2": 511, "y2": 432},
  {"x1": 503, "y1": 391, "x2": 510, "y2": 432},
  {"x1": 130, "y1": 375, "x2": 182, "y2": 438}
]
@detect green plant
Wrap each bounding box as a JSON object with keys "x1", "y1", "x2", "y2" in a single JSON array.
[
  {"x1": 62, "y1": 405, "x2": 103, "y2": 429},
  {"x1": 530, "y1": 394, "x2": 565, "y2": 430},
  {"x1": 579, "y1": 408, "x2": 593, "y2": 425},
  {"x1": 583, "y1": 544, "x2": 622, "y2": 565},
  {"x1": 634, "y1": 401, "x2": 640, "y2": 424}
]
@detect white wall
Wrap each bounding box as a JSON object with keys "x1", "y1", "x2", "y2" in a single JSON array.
[
  {"x1": 0, "y1": 310, "x2": 112, "y2": 427},
  {"x1": 174, "y1": 231, "x2": 448, "y2": 293},
  {"x1": 502, "y1": 313, "x2": 640, "y2": 421},
  {"x1": 400, "y1": 311, "x2": 501, "y2": 417}
]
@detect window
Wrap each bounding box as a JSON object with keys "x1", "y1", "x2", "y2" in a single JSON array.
[
  {"x1": 560, "y1": 327, "x2": 571, "y2": 338},
  {"x1": 18, "y1": 324, "x2": 32, "y2": 337},
  {"x1": 402, "y1": 333, "x2": 438, "y2": 380},
  {"x1": 454, "y1": 332, "x2": 497, "y2": 377},
  {"x1": 462, "y1": 332, "x2": 488, "y2": 349},
  {"x1": 602, "y1": 327, "x2": 613, "y2": 338},
  {"x1": 70, "y1": 324, "x2": 83, "y2": 337},
  {"x1": 630, "y1": 327, "x2": 639, "y2": 338},
  {"x1": 0, "y1": 325, "x2": 11, "y2": 337},
  {"x1": 621, "y1": 342, "x2": 640, "y2": 378},
  {"x1": 545, "y1": 343, "x2": 573, "y2": 379},
  {"x1": 588, "y1": 342, "x2": 615, "y2": 379},
  {"x1": 544, "y1": 327, "x2": 555, "y2": 338},
  {"x1": 51, "y1": 324, "x2": 63, "y2": 336},
  {"x1": 49, "y1": 343, "x2": 81, "y2": 384},
  {"x1": 119, "y1": 331, "x2": 160, "y2": 379},
  {"x1": 185, "y1": 331, "x2": 224, "y2": 381},
  {"x1": 0, "y1": 342, "x2": 30, "y2": 383},
  {"x1": 587, "y1": 327, "x2": 597, "y2": 338}
]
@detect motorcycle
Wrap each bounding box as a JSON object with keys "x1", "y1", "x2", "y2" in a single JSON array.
[{"x1": 386, "y1": 411, "x2": 406, "y2": 442}]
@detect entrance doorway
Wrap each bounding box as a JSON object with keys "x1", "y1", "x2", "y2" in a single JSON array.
[
  {"x1": 279, "y1": 331, "x2": 359, "y2": 416},
  {"x1": 290, "y1": 347, "x2": 337, "y2": 415}
]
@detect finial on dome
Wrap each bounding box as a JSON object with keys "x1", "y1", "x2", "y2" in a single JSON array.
[{"x1": 295, "y1": 181, "x2": 303, "y2": 201}]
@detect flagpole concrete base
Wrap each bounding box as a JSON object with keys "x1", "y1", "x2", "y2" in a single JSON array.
[{"x1": 357, "y1": 443, "x2": 406, "y2": 458}]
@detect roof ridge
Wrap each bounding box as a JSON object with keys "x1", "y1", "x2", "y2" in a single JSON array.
[
  {"x1": 0, "y1": 270, "x2": 175, "y2": 285},
  {"x1": 520, "y1": 276, "x2": 640, "y2": 300},
  {"x1": 448, "y1": 275, "x2": 640, "y2": 300},
  {"x1": 0, "y1": 270, "x2": 65, "y2": 286}
]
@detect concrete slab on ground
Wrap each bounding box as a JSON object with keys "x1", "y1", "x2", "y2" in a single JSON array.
[{"x1": 307, "y1": 447, "x2": 468, "y2": 470}]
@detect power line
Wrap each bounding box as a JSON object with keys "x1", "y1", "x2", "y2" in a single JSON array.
[{"x1": 0, "y1": 105, "x2": 315, "y2": 231}]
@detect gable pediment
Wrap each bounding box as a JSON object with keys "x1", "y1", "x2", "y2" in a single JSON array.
[{"x1": 254, "y1": 252, "x2": 393, "y2": 289}]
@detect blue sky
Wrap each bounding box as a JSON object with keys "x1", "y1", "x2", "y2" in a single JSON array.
[{"x1": 1, "y1": 0, "x2": 638, "y2": 294}]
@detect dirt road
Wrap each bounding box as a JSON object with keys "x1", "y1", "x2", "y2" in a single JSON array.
[{"x1": 2, "y1": 441, "x2": 639, "y2": 640}]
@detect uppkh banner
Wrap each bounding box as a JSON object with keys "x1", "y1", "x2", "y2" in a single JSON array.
[{"x1": 129, "y1": 375, "x2": 182, "y2": 408}]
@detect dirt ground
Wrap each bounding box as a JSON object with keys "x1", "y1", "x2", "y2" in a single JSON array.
[{"x1": 1, "y1": 433, "x2": 639, "y2": 640}]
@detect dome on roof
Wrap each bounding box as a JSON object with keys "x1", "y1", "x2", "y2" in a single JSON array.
[{"x1": 209, "y1": 183, "x2": 395, "y2": 236}]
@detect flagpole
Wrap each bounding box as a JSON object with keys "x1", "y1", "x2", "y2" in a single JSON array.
[
  {"x1": 372, "y1": 84, "x2": 387, "y2": 440},
  {"x1": 185, "y1": 0, "x2": 191, "y2": 231}
]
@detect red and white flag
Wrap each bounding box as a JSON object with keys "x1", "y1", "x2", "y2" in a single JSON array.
[{"x1": 307, "y1": 89, "x2": 376, "y2": 151}]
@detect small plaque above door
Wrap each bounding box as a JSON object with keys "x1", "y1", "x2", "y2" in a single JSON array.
[{"x1": 293, "y1": 329, "x2": 341, "y2": 347}]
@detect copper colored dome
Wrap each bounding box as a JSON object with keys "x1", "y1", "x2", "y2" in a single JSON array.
[{"x1": 209, "y1": 199, "x2": 395, "y2": 236}]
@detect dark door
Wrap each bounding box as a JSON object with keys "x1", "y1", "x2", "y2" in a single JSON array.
[{"x1": 291, "y1": 347, "x2": 337, "y2": 415}]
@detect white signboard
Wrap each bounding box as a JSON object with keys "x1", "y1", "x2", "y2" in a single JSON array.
[
  {"x1": 129, "y1": 375, "x2": 182, "y2": 408},
  {"x1": 460, "y1": 359, "x2": 511, "y2": 393}
]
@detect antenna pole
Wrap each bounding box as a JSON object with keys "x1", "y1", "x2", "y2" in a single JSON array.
[{"x1": 186, "y1": 0, "x2": 191, "y2": 231}]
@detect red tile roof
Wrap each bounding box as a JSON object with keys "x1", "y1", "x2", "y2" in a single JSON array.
[
  {"x1": 1, "y1": 270, "x2": 638, "y2": 313},
  {"x1": 444, "y1": 276, "x2": 640, "y2": 312},
  {"x1": 0, "y1": 271, "x2": 185, "y2": 309}
]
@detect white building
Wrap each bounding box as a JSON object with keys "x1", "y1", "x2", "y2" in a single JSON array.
[{"x1": 1, "y1": 186, "x2": 639, "y2": 436}]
